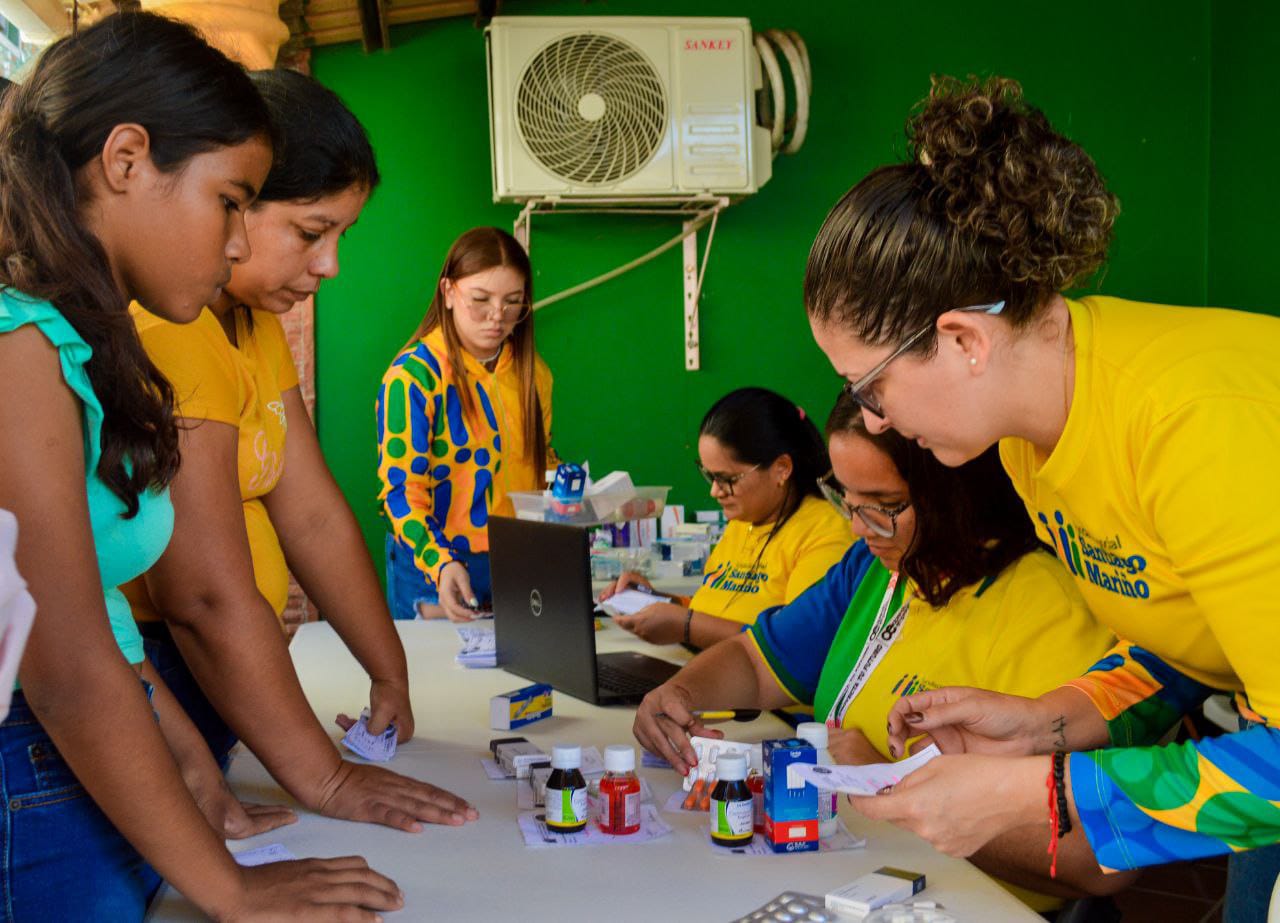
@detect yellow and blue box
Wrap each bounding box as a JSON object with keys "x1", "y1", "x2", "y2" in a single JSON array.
[
  {"x1": 762, "y1": 738, "x2": 819, "y2": 853},
  {"x1": 489, "y1": 682, "x2": 553, "y2": 730}
]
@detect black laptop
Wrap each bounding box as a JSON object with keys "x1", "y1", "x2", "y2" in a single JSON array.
[{"x1": 489, "y1": 516, "x2": 681, "y2": 705}]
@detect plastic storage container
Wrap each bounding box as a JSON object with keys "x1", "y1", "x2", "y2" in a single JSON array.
[{"x1": 508, "y1": 486, "x2": 670, "y2": 525}]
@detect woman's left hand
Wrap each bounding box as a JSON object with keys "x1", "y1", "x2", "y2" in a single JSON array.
[
  {"x1": 190, "y1": 768, "x2": 298, "y2": 839},
  {"x1": 848, "y1": 752, "x2": 1045, "y2": 857},
  {"x1": 613, "y1": 603, "x2": 689, "y2": 644},
  {"x1": 335, "y1": 677, "x2": 415, "y2": 744},
  {"x1": 827, "y1": 726, "x2": 886, "y2": 765}
]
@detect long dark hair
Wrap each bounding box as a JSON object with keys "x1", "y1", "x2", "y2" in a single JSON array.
[
  {"x1": 0, "y1": 12, "x2": 272, "y2": 516},
  {"x1": 700, "y1": 387, "x2": 828, "y2": 546},
  {"x1": 249, "y1": 68, "x2": 379, "y2": 203},
  {"x1": 409, "y1": 227, "x2": 547, "y2": 472},
  {"x1": 826, "y1": 391, "x2": 1040, "y2": 607},
  {"x1": 804, "y1": 76, "x2": 1118, "y2": 350}
]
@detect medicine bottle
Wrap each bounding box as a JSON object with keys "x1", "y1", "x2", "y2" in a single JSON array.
[
  {"x1": 709, "y1": 752, "x2": 754, "y2": 846},
  {"x1": 747, "y1": 746, "x2": 765, "y2": 833},
  {"x1": 544, "y1": 744, "x2": 588, "y2": 833},
  {"x1": 797, "y1": 722, "x2": 838, "y2": 838},
  {"x1": 598, "y1": 744, "x2": 641, "y2": 835}
]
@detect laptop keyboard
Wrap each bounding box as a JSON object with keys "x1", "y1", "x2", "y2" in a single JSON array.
[{"x1": 597, "y1": 662, "x2": 659, "y2": 698}]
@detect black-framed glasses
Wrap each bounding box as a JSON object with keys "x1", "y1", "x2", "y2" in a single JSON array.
[
  {"x1": 817, "y1": 470, "x2": 911, "y2": 538},
  {"x1": 696, "y1": 461, "x2": 760, "y2": 497},
  {"x1": 843, "y1": 300, "x2": 1006, "y2": 418}
]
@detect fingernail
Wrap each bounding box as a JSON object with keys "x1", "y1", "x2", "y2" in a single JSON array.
[
  {"x1": 905, "y1": 711, "x2": 924, "y2": 724},
  {"x1": 877, "y1": 784, "x2": 894, "y2": 795}
]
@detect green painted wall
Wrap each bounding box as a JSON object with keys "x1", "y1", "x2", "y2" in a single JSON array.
[
  {"x1": 311, "y1": 1, "x2": 1211, "y2": 568},
  {"x1": 1207, "y1": 1, "x2": 1280, "y2": 315}
]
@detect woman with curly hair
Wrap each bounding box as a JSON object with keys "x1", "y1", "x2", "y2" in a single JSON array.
[{"x1": 805, "y1": 75, "x2": 1280, "y2": 920}]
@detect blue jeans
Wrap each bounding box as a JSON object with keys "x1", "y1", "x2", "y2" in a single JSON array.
[
  {"x1": 384, "y1": 534, "x2": 491, "y2": 620},
  {"x1": 140, "y1": 620, "x2": 238, "y2": 771},
  {"x1": 0, "y1": 690, "x2": 161, "y2": 921}
]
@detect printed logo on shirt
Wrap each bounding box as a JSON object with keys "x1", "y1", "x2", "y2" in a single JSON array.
[
  {"x1": 1038, "y1": 510, "x2": 1150, "y2": 600},
  {"x1": 707, "y1": 563, "x2": 769, "y2": 595},
  {"x1": 889, "y1": 673, "x2": 937, "y2": 698}
]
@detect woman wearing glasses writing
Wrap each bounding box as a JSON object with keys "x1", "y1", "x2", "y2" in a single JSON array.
[
  {"x1": 602, "y1": 387, "x2": 850, "y2": 649},
  {"x1": 806, "y1": 76, "x2": 1280, "y2": 919},
  {"x1": 378, "y1": 227, "x2": 554, "y2": 622},
  {"x1": 633, "y1": 392, "x2": 1115, "y2": 908}
]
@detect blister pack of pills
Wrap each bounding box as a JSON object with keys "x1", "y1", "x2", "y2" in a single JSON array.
[{"x1": 730, "y1": 891, "x2": 835, "y2": 922}]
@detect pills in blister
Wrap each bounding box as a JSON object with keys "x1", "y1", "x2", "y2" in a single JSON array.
[{"x1": 731, "y1": 892, "x2": 828, "y2": 923}]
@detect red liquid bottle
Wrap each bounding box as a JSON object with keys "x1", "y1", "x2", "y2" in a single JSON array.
[
  {"x1": 747, "y1": 746, "x2": 765, "y2": 834},
  {"x1": 598, "y1": 745, "x2": 641, "y2": 835}
]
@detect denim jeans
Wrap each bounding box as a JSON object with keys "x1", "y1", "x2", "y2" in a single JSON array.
[
  {"x1": 140, "y1": 621, "x2": 238, "y2": 771},
  {"x1": 384, "y1": 534, "x2": 491, "y2": 620},
  {"x1": 0, "y1": 690, "x2": 161, "y2": 921}
]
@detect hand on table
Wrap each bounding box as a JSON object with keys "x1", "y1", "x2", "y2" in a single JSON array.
[
  {"x1": 437, "y1": 561, "x2": 479, "y2": 622},
  {"x1": 849, "y1": 752, "x2": 1044, "y2": 858},
  {"x1": 597, "y1": 570, "x2": 653, "y2": 602},
  {"x1": 191, "y1": 768, "x2": 298, "y2": 840},
  {"x1": 612, "y1": 602, "x2": 689, "y2": 644},
  {"x1": 314, "y1": 761, "x2": 479, "y2": 832},
  {"x1": 225, "y1": 856, "x2": 403, "y2": 922},
  {"x1": 827, "y1": 725, "x2": 887, "y2": 766},
  {"x1": 885, "y1": 686, "x2": 1049, "y2": 760},
  {"x1": 335, "y1": 678, "x2": 415, "y2": 744},
  {"x1": 632, "y1": 680, "x2": 721, "y2": 775}
]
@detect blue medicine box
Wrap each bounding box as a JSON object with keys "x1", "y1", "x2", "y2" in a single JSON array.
[
  {"x1": 489, "y1": 683, "x2": 553, "y2": 730},
  {"x1": 762, "y1": 738, "x2": 819, "y2": 853},
  {"x1": 552, "y1": 463, "x2": 586, "y2": 502}
]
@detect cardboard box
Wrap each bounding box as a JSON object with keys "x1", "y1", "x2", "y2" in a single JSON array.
[
  {"x1": 762, "y1": 738, "x2": 818, "y2": 853},
  {"x1": 489, "y1": 683, "x2": 553, "y2": 730}
]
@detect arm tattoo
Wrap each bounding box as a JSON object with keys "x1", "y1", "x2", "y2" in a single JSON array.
[{"x1": 1051, "y1": 715, "x2": 1068, "y2": 749}]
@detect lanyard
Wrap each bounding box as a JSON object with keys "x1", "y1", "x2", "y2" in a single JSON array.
[{"x1": 826, "y1": 572, "x2": 911, "y2": 727}]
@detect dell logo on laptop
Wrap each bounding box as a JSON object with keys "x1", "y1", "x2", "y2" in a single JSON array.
[{"x1": 529, "y1": 589, "x2": 543, "y2": 617}]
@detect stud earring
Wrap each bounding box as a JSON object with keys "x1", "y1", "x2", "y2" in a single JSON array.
[{"x1": 969, "y1": 356, "x2": 978, "y2": 367}]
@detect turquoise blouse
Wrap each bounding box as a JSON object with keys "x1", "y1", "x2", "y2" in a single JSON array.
[{"x1": 0, "y1": 289, "x2": 172, "y2": 665}]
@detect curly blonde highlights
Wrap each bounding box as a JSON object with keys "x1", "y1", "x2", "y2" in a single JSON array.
[{"x1": 805, "y1": 75, "x2": 1119, "y2": 347}]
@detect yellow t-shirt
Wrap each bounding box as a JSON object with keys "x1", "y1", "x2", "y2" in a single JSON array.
[
  {"x1": 689, "y1": 495, "x2": 852, "y2": 626},
  {"x1": 125, "y1": 305, "x2": 299, "y2": 622},
  {"x1": 1000, "y1": 295, "x2": 1280, "y2": 723}
]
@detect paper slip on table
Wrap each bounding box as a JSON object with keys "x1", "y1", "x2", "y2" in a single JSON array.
[{"x1": 147, "y1": 620, "x2": 1041, "y2": 922}]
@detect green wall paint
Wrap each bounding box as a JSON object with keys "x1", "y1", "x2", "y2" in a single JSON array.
[
  {"x1": 1208, "y1": 1, "x2": 1280, "y2": 314},
  {"x1": 311, "y1": 1, "x2": 1211, "y2": 569}
]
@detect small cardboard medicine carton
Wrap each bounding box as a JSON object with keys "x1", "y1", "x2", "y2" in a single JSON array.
[
  {"x1": 489, "y1": 737, "x2": 548, "y2": 779},
  {"x1": 825, "y1": 867, "x2": 926, "y2": 916},
  {"x1": 490, "y1": 682, "x2": 553, "y2": 730},
  {"x1": 762, "y1": 738, "x2": 819, "y2": 853}
]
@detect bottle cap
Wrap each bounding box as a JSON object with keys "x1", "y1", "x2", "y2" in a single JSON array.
[
  {"x1": 716, "y1": 752, "x2": 747, "y2": 782},
  {"x1": 604, "y1": 744, "x2": 635, "y2": 773},
  {"x1": 796, "y1": 722, "x2": 829, "y2": 749},
  {"x1": 551, "y1": 744, "x2": 581, "y2": 769}
]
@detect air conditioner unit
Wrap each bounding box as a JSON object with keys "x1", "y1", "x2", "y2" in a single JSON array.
[{"x1": 486, "y1": 16, "x2": 772, "y2": 202}]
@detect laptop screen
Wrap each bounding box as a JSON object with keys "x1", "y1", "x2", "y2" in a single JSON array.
[{"x1": 489, "y1": 516, "x2": 602, "y2": 703}]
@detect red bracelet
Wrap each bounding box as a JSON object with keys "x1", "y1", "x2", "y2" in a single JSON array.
[{"x1": 1045, "y1": 756, "x2": 1061, "y2": 878}]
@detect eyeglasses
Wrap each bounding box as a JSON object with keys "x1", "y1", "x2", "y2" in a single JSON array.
[
  {"x1": 817, "y1": 470, "x2": 911, "y2": 538},
  {"x1": 696, "y1": 461, "x2": 760, "y2": 497},
  {"x1": 843, "y1": 301, "x2": 1006, "y2": 418},
  {"x1": 455, "y1": 291, "x2": 531, "y2": 326}
]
